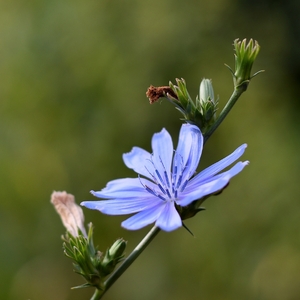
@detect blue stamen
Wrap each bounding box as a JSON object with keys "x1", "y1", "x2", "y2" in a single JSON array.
[
  {"x1": 157, "y1": 184, "x2": 167, "y2": 194},
  {"x1": 155, "y1": 169, "x2": 164, "y2": 184},
  {"x1": 158, "y1": 194, "x2": 166, "y2": 201},
  {"x1": 173, "y1": 165, "x2": 177, "y2": 177},
  {"x1": 172, "y1": 185, "x2": 175, "y2": 194},
  {"x1": 180, "y1": 179, "x2": 188, "y2": 192},
  {"x1": 144, "y1": 185, "x2": 166, "y2": 201},
  {"x1": 145, "y1": 186, "x2": 157, "y2": 196},
  {"x1": 174, "y1": 190, "x2": 178, "y2": 198},
  {"x1": 176, "y1": 174, "x2": 182, "y2": 189},
  {"x1": 166, "y1": 189, "x2": 171, "y2": 198},
  {"x1": 164, "y1": 171, "x2": 170, "y2": 187},
  {"x1": 145, "y1": 166, "x2": 156, "y2": 183}
]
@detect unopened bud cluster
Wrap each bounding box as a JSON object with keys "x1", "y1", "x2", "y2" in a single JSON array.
[
  {"x1": 169, "y1": 78, "x2": 218, "y2": 132},
  {"x1": 146, "y1": 78, "x2": 218, "y2": 133},
  {"x1": 146, "y1": 38, "x2": 262, "y2": 132},
  {"x1": 51, "y1": 191, "x2": 127, "y2": 290},
  {"x1": 63, "y1": 224, "x2": 127, "y2": 289}
]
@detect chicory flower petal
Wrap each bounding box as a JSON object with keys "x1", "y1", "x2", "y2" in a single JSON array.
[{"x1": 81, "y1": 124, "x2": 248, "y2": 232}]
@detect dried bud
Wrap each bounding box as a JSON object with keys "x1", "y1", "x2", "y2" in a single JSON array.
[
  {"x1": 146, "y1": 85, "x2": 177, "y2": 104},
  {"x1": 51, "y1": 191, "x2": 87, "y2": 237}
]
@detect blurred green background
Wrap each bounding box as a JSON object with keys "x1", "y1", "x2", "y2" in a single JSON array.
[{"x1": 1, "y1": 0, "x2": 300, "y2": 299}]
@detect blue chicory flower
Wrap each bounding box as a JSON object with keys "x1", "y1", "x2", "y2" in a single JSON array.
[{"x1": 81, "y1": 124, "x2": 248, "y2": 232}]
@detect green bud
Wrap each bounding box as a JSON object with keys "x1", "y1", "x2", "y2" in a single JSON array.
[
  {"x1": 61, "y1": 223, "x2": 105, "y2": 289},
  {"x1": 167, "y1": 78, "x2": 200, "y2": 124},
  {"x1": 101, "y1": 239, "x2": 127, "y2": 276},
  {"x1": 169, "y1": 78, "x2": 195, "y2": 111},
  {"x1": 226, "y1": 38, "x2": 263, "y2": 90},
  {"x1": 108, "y1": 238, "x2": 127, "y2": 259}
]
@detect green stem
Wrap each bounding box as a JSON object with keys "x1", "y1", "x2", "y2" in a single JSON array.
[
  {"x1": 204, "y1": 85, "x2": 246, "y2": 143},
  {"x1": 90, "y1": 289, "x2": 102, "y2": 300},
  {"x1": 93, "y1": 225, "x2": 161, "y2": 299}
]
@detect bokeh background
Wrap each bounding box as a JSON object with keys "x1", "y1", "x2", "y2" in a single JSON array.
[{"x1": 1, "y1": 0, "x2": 300, "y2": 299}]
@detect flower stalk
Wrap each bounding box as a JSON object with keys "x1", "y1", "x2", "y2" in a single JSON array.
[{"x1": 203, "y1": 88, "x2": 242, "y2": 143}]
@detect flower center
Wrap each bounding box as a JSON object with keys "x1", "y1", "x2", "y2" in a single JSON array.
[{"x1": 141, "y1": 153, "x2": 188, "y2": 201}]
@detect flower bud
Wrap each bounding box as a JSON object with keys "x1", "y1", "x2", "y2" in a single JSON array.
[
  {"x1": 61, "y1": 223, "x2": 105, "y2": 289},
  {"x1": 227, "y1": 38, "x2": 263, "y2": 90},
  {"x1": 108, "y1": 238, "x2": 127, "y2": 259},
  {"x1": 101, "y1": 239, "x2": 127, "y2": 276},
  {"x1": 198, "y1": 78, "x2": 217, "y2": 122},
  {"x1": 199, "y1": 78, "x2": 215, "y2": 104}
]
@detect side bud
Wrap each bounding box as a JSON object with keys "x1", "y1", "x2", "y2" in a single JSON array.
[{"x1": 101, "y1": 239, "x2": 127, "y2": 276}]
